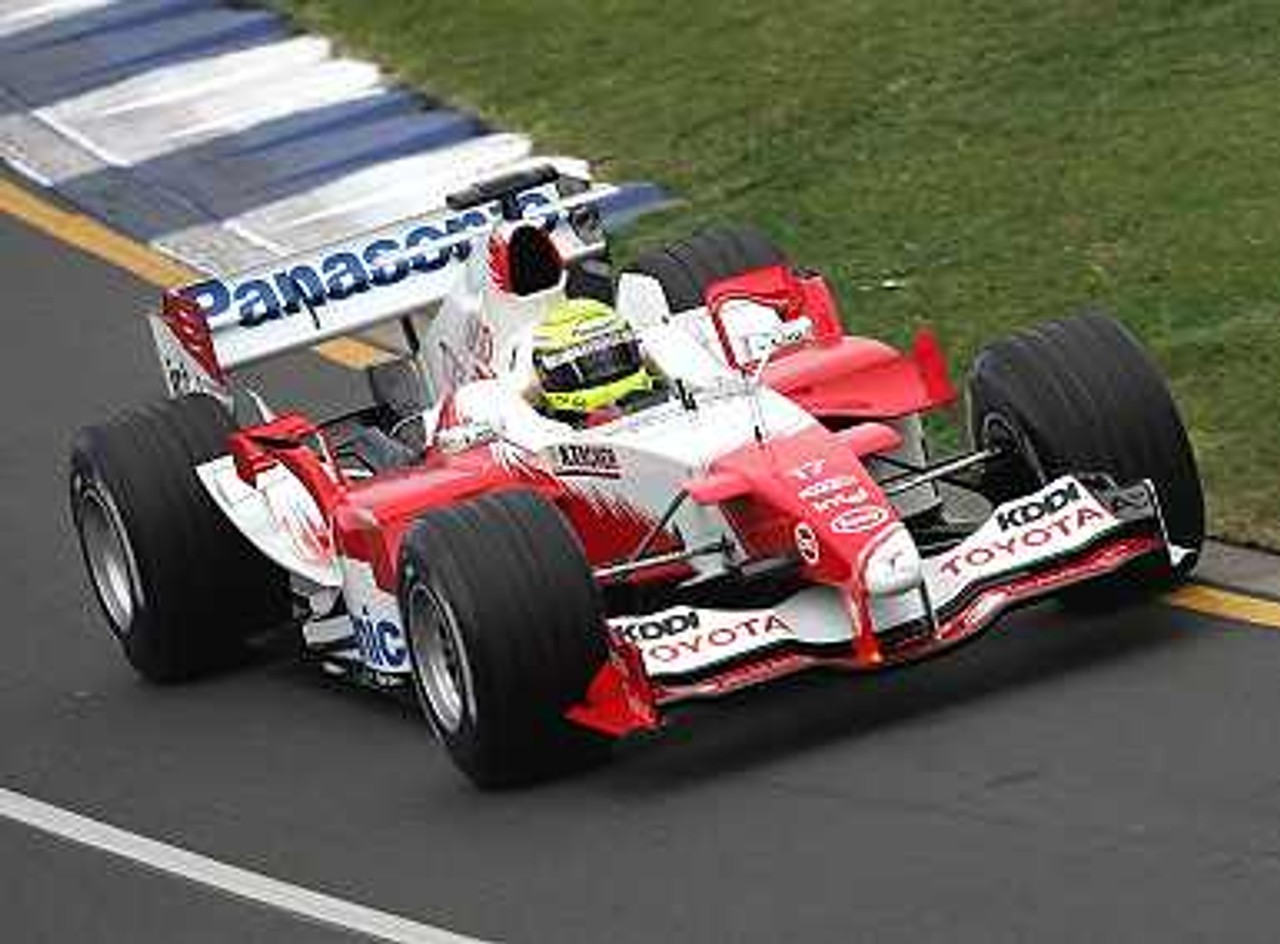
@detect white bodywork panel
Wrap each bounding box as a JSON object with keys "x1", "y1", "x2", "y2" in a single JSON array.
[
  {"x1": 197, "y1": 457, "x2": 341, "y2": 588},
  {"x1": 148, "y1": 315, "x2": 231, "y2": 403},
  {"x1": 420, "y1": 268, "x2": 567, "y2": 402},
  {"x1": 449, "y1": 376, "x2": 817, "y2": 575},
  {"x1": 199, "y1": 461, "x2": 412, "y2": 676},
  {"x1": 333, "y1": 558, "x2": 410, "y2": 675},
  {"x1": 300, "y1": 563, "x2": 410, "y2": 678},
  {"x1": 161, "y1": 174, "x2": 613, "y2": 373},
  {"x1": 868, "y1": 474, "x2": 1127, "y2": 630},
  {"x1": 609, "y1": 586, "x2": 846, "y2": 681}
]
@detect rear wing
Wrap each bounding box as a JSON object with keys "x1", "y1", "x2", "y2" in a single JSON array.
[{"x1": 150, "y1": 165, "x2": 614, "y2": 399}]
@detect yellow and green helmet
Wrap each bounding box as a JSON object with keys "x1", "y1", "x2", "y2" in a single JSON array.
[{"x1": 532, "y1": 299, "x2": 653, "y2": 414}]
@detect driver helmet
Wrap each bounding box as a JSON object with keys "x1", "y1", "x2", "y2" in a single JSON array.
[{"x1": 531, "y1": 299, "x2": 653, "y2": 415}]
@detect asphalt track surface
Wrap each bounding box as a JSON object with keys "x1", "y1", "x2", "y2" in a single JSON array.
[{"x1": 3, "y1": 203, "x2": 1280, "y2": 944}]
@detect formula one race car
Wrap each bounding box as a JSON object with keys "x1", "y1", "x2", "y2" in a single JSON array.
[{"x1": 69, "y1": 163, "x2": 1204, "y2": 787}]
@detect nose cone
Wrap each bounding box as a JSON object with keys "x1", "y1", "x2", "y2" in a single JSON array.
[{"x1": 862, "y1": 524, "x2": 922, "y2": 595}]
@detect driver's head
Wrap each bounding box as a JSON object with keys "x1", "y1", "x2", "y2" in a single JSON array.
[{"x1": 532, "y1": 299, "x2": 652, "y2": 415}]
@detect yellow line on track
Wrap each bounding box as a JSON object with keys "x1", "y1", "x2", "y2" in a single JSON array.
[
  {"x1": 312, "y1": 337, "x2": 394, "y2": 369},
  {"x1": 5, "y1": 176, "x2": 1280, "y2": 630},
  {"x1": 0, "y1": 178, "x2": 194, "y2": 285},
  {"x1": 0, "y1": 178, "x2": 386, "y2": 370},
  {"x1": 1165, "y1": 584, "x2": 1280, "y2": 630}
]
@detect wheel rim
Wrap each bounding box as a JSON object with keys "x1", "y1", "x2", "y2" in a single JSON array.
[
  {"x1": 981, "y1": 410, "x2": 1048, "y2": 489},
  {"x1": 407, "y1": 581, "x2": 474, "y2": 735},
  {"x1": 77, "y1": 482, "x2": 139, "y2": 634}
]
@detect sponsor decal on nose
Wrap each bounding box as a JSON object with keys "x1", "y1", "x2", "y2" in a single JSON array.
[
  {"x1": 831, "y1": 505, "x2": 890, "y2": 535},
  {"x1": 794, "y1": 522, "x2": 820, "y2": 565}
]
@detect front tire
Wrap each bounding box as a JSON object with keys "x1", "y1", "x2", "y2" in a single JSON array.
[
  {"x1": 398, "y1": 489, "x2": 610, "y2": 788},
  {"x1": 968, "y1": 311, "x2": 1204, "y2": 592},
  {"x1": 69, "y1": 395, "x2": 292, "y2": 681}
]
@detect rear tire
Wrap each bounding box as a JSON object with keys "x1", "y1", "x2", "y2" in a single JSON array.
[
  {"x1": 398, "y1": 489, "x2": 611, "y2": 788},
  {"x1": 628, "y1": 224, "x2": 787, "y2": 312},
  {"x1": 967, "y1": 311, "x2": 1204, "y2": 596},
  {"x1": 69, "y1": 394, "x2": 292, "y2": 681}
]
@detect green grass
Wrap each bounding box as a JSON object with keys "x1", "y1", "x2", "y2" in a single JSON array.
[{"x1": 277, "y1": 0, "x2": 1280, "y2": 547}]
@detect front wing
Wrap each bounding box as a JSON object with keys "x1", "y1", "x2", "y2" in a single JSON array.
[{"x1": 569, "y1": 474, "x2": 1170, "y2": 736}]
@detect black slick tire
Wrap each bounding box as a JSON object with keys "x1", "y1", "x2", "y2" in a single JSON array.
[
  {"x1": 69, "y1": 394, "x2": 292, "y2": 681},
  {"x1": 398, "y1": 489, "x2": 610, "y2": 788},
  {"x1": 967, "y1": 311, "x2": 1204, "y2": 593}
]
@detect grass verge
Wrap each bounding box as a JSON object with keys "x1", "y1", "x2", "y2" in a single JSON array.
[{"x1": 277, "y1": 0, "x2": 1280, "y2": 547}]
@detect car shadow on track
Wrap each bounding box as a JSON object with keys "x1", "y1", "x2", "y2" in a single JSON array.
[
  {"x1": 232, "y1": 599, "x2": 1200, "y2": 796},
  {"x1": 585, "y1": 601, "x2": 1199, "y2": 795}
]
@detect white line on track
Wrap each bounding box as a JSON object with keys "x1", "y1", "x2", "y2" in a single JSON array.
[{"x1": 0, "y1": 787, "x2": 488, "y2": 944}]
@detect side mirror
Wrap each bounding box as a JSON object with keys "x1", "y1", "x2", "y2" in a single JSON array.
[{"x1": 745, "y1": 316, "x2": 814, "y2": 363}]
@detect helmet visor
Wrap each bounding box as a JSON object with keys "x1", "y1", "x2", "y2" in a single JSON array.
[{"x1": 536, "y1": 332, "x2": 643, "y2": 393}]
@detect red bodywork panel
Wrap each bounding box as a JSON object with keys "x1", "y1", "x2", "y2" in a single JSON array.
[
  {"x1": 703, "y1": 423, "x2": 898, "y2": 587},
  {"x1": 705, "y1": 265, "x2": 845, "y2": 361},
  {"x1": 227, "y1": 415, "x2": 545, "y2": 589},
  {"x1": 337, "y1": 448, "x2": 534, "y2": 589},
  {"x1": 704, "y1": 266, "x2": 957, "y2": 419},
  {"x1": 230, "y1": 419, "x2": 686, "y2": 594},
  {"x1": 762, "y1": 330, "x2": 956, "y2": 420},
  {"x1": 161, "y1": 289, "x2": 225, "y2": 384}
]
